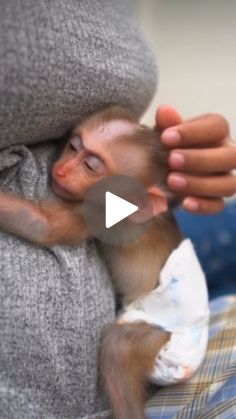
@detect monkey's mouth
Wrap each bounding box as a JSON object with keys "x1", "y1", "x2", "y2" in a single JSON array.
[{"x1": 52, "y1": 179, "x2": 77, "y2": 201}]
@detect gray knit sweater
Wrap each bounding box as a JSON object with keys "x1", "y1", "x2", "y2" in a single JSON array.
[{"x1": 0, "y1": 1, "x2": 157, "y2": 418}]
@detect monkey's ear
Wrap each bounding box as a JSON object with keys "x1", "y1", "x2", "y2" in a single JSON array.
[
  {"x1": 148, "y1": 186, "x2": 168, "y2": 217},
  {"x1": 129, "y1": 186, "x2": 168, "y2": 224}
]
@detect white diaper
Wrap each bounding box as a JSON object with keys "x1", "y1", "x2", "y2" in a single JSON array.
[{"x1": 118, "y1": 239, "x2": 210, "y2": 385}]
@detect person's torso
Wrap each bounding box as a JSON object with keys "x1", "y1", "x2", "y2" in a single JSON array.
[{"x1": 0, "y1": 1, "x2": 157, "y2": 416}]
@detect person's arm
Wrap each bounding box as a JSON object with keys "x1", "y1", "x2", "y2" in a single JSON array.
[{"x1": 156, "y1": 105, "x2": 236, "y2": 214}]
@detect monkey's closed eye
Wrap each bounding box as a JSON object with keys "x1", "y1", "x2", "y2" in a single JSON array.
[
  {"x1": 84, "y1": 155, "x2": 105, "y2": 174},
  {"x1": 69, "y1": 136, "x2": 82, "y2": 153}
]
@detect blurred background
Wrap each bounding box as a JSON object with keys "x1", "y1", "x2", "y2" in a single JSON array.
[
  {"x1": 131, "y1": 1, "x2": 236, "y2": 299},
  {"x1": 131, "y1": 0, "x2": 236, "y2": 137}
]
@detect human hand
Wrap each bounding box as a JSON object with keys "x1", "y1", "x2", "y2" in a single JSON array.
[{"x1": 156, "y1": 105, "x2": 236, "y2": 214}]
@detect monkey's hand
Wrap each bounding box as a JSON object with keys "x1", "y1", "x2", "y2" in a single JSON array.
[{"x1": 0, "y1": 191, "x2": 90, "y2": 246}]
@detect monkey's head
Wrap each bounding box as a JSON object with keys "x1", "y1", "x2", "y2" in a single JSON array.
[{"x1": 52, "y1": 106, "x2": 170, "y2": 219}]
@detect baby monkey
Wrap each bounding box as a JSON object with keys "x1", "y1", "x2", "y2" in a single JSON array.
[{"x1": 0, "y1": 107, "x2": 209, "y2": 419}]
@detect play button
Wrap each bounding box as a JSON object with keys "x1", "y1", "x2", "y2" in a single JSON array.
[
  {"x1": 81, "y1": 175, "x2": 153, "y2": 246},
  {"x1": 105, "y1": 192, "x2": 138, "y2": 228}
]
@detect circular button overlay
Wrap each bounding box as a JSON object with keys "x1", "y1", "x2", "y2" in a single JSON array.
[{"x1": 81, "y1": 175, "x2": 154, "y2": 246}]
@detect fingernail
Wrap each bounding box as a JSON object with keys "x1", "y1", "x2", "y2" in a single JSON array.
[
  {"x1": 161, "y1": 130, "x2": 181, "y2": 146},
  {"x1": 169, "y1": 152, "x2": 185, "y2": 168},
  {"x1": 168, "y1": 174, "x2": 187, "y2": 189},
  {"x1": 183, "y1": 198, "x2": 199, "y2": 212}
]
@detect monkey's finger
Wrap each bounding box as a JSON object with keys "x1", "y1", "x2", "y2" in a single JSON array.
[
  {"x1": 183, "y1": 197, "x2": 225, "y2": 214},
  {"x1": 168, "y1": 172, "x2": 236, "y2": 198},
  {"x1": 169, "y1": 146, "x2": 236, "y2": 172},
  {"x1": 155, "y1": 105, "x2": 182, "y2": 131},
  {"x1": 161, "y1": 113, "x2": 230, "y2": 147}
]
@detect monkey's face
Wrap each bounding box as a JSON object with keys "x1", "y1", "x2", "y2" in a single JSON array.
[
  {"x1": 51, "y1": 119, "x2": 135, "y2": 200},
  {"x1": 51, "y1": 135, "x2": 110, "y2": 200}
]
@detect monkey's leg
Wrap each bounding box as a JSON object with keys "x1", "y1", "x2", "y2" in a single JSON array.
[
  {"x1": 0, "y1": 191, "x2": 89, "y2": 246},
  {"x1": 101, "y1": 322, "x2": 170, "y2": 419}
]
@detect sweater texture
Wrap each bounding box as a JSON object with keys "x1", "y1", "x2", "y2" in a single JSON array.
[{"x1": 0, "y1": 1, "x2": 157, "y2": 417}]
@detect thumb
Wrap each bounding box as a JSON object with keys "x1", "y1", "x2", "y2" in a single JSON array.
[{"x1": 156, "y1": 105, "x2": 183, "y2": 131}]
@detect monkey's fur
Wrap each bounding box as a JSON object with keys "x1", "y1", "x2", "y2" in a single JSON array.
[{"x1": 0, "y1": 107, "x2": 183, "y2": 418}]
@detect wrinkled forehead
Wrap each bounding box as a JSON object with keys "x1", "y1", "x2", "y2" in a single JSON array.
[{"x1": 78, "y1": 119, "x2": 138, "y2": 149}]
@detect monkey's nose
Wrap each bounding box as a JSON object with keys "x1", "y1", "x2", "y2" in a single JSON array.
[
  {"x1": 56, "y1": 168, "x2": 67, "y2": 177},
  {"x1": 55, "y1": 160, "x2": 76, "y2": 177}
]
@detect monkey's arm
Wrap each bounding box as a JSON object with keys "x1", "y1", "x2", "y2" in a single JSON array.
[{"x1": 0, "y1": 191, "x2": 89, "y2": 246}]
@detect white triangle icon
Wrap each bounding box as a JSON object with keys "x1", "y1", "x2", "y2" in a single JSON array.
[{"x1": 105, "y1": 191, "x2": 138, "y2": 229}]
